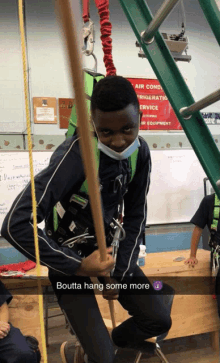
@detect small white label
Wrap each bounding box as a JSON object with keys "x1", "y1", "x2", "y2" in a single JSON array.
[
  {"x1": 36, "y1": 107, "x2": 54, "y2": 121},
  {"x1": 139, "y1": 244, "x2": 146, "y2": 257},
  {"x1": 140, "y1": 245, "x2": 146, "y2": 252},
  {"x1": 69, "y1": 221, "x2": 76, "y2": 232},
  {"x1": 56, "y1": 202, "x2": 65, "y2": 218}
]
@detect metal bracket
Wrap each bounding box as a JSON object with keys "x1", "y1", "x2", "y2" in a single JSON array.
[
  {"x1": 141, "y1": 31, "x2": 154, "y2": 44},
  {"x1": 179, "y1": 107, "x2": 192, "y2": 120}
]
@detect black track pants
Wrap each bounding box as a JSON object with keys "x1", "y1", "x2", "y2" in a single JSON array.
[{"x1": 49, "y1": 266, "x2": 172, "y2": 363}]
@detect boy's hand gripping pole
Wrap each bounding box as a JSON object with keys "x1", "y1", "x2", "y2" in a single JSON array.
[{"x1": 56, "y1": 0, "x2": 116, "y2": 329}]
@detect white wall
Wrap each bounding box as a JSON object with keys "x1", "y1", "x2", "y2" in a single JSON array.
[
  {"x1": 0, "y1": 0, "x2": 219, "y2": 135},
  {"x1": 0, "y1": 1, "x2": 26, "y2": 133}
]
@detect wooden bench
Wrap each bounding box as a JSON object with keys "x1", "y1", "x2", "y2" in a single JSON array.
[{"x1": 2, "y1": 249, "x2": 220, "y2": 362}]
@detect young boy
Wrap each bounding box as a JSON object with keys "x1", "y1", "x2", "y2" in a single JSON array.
[
  {"x1": 0, "y1": 279, "x2": 40, "y2": 362},
  {"x1": 185, "y1": 180, "x2": 220, "y2": 317},
  {"x1": 1, "y1": 76, "x2": 172, "y2": 363}
]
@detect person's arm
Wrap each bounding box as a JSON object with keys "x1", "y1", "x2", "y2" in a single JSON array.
[
  {"x1": 185, "y1": 195, "x2": 210, "y2": 266},
  {"x1": 1, "y1": 137, "x2": 114, "y2": 277},
  {"x1": 1, "y1": 137, "x2": 87, "y2": 276},
  {"x1": 113, "y1": 138, "x2": 151, "y2": 282},
  {"x1": 184, "y1": 225, "x2": 203, "y2": 266},
  {"x1": 0, "y1": 282, "x2": 11, "y2": 339},
  {"x1": 0, "y1": 302, "x2": 9, "y2": 323},
  {"x1": 190, "y1": 225, "x2": 203, "y2": 257},
  {"x1": 0, "y1": 304, "x2": 11, "y2": 339},
  {"x1": 75, "y1": 247, "x2": 114, "y2": 277}
]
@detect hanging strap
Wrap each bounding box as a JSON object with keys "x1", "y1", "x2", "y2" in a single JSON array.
[
  {"x1": 82, "y1": 0, "x2": 90, "y2": 23},
  {"x1": 211, "y1": 194, "x2": 220, "y2": 231},
  {"x1": 53, "y1": 205, "x2": 59, "y2": 233},
  {"x1": 80, "y1": 137, "x2": 100, "y2": 193},
  {"x1": 94, "y1": 0, "x2": 117, "y2": 76},
  {"x1": 53, "y1": 145, "x2": 138, "y2": 231},
  {"x1": 129, "y1": 148, "x2": 139, "y2": 182},
  {"x1": 66, "y1": 71, "x2": 104, "y2": 138},
  {"x1": 83, "y1": 0, "x2": 116, "y2": 76},
  {"x1": 81, "y1": 144, "x2": 138, "y2": 194}
]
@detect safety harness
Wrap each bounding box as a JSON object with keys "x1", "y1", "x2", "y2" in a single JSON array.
[
  {"x1": 46, "y1": 70, "x2": 139, "y2": 262},
  {"x1": 211, "y1": 194, "x2": 220, "y2": 233},
  {"x1": 66, "y1": 70, "x2": 104, "y2": 138},
  {"x1": 209, "y1": 194, "x2": 220, "y2": 277}
]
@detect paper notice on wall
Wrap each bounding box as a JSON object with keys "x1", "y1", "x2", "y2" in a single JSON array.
[
  {"x1": 36, "y1": 107, "x2": 54, "y2": 122},
  {"x1": 216, "y1": 0, "x2": 220, "y2": 10},
  {"x1": 0, "y1": 151, "x2": 52, "y2": 230}
]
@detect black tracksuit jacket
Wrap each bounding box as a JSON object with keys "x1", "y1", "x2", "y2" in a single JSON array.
[{"x1": 1, "y1": 135, "x2": 151, "y2": 282}]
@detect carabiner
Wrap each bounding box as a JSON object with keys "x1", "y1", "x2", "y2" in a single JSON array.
[
  {"x1": 112, "y1": 218, "x2": 126, "y2": 241},
  {"x1": 82, "y1": 19, "x2": 95, "y2": 56}
]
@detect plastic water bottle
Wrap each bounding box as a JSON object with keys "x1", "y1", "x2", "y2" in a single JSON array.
[{"x1": 137, "y1": 245, "x2": 146, "y2": 266}]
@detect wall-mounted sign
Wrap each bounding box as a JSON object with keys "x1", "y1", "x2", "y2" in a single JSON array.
[
  {"x1": 127, "y1": 78, "x2": 182, "y2": 130},
  {"x1": 201, "y1": 112, "x2": 220, "y2": 125},
  {"x1": 33, "y1": 97, "x2": 57, "y2": 124},
  {"x1": 58, "y1": 98, "x2": 74, "y2": 129}
]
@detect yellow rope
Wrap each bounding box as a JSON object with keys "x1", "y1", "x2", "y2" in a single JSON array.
[{"x1": 18, "y1": 1, "x2": 48, "y2": 362}]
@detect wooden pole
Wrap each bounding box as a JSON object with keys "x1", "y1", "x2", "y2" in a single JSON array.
[{"x1": 56, "y1": 0, "x2": 116, "y2": 329}]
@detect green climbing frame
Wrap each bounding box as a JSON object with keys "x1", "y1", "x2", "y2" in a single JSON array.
[{"x1": 119, "y1": 0, "x2": 220, "y2": 198}]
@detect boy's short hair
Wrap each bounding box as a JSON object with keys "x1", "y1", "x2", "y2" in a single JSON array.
[{"x1": 91, "y1": 76, "x2": 139, "y2": 113}]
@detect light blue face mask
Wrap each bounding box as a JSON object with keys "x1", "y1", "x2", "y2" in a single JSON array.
[
  {"x1": 93, "y1": 121, "x2": 140, "y2": 160},
  {"x1": 97, "y1": 137, "x2": 140, "y2": 160}
]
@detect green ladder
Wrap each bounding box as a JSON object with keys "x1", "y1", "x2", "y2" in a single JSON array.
[{"x1": 119, "y1": 0, "x2": 220, "y2": 198}]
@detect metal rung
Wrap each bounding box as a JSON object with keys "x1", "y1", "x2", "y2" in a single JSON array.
[
  {"x1": 141, "y1": 0, "x2": 180, "y2": 44},
  {"x1": 180, "y1": 89, "x2": 220, "y2": 119}
]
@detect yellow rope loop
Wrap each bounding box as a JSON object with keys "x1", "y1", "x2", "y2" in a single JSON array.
[{"x1": 18, "y1": 1, "x2": 47, "y2": 361}]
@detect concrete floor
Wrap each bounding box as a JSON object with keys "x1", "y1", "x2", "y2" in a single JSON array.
[{"x1": 46, "y1": 308, "x2": 220, "y2": 363}]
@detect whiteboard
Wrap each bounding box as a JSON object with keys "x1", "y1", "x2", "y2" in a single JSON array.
[
  {"x1": 0, "y1": 149, "x2": 207, "y2": 230},
  {"x1": 147, "y1": 149, "x2": 206, "y2": 224},
  {"x1": 0, "y1": 152, "x2": 52, "y2": 229}
]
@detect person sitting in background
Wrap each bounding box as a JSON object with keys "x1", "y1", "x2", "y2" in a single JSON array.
[
  {"x1": 185, "y1": 180, "x2": 220, "y2": 317},
  {"x1": 0, "y1": 279, "x2": 41, "y2": 363}
]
